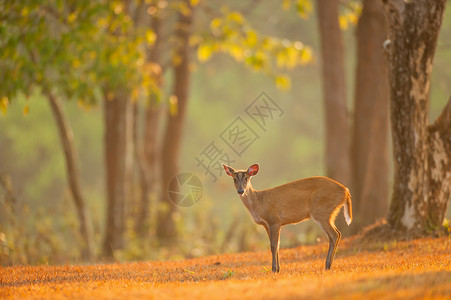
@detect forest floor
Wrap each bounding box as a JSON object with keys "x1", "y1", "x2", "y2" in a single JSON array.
[{"x1": 1, "y1": 236, "x2": 450, "y2": 299}]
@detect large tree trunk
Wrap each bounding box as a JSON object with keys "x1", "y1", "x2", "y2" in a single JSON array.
[
  {"x1": 45, "y1": 89, "x2": 93, "y2": 261},
  {"x1": 102, "y1": 93, "x2": 134, "y2": 258},
  {"x1": 382, "y1": 0, "x2": 450, "y2": 233},
  {"x1": 316, "y1": 0, "x2": 351, "y2": 186},
  {"x1": 156, "y1": 1, "x2": 193, "y2": 245},
  {"x1": 350, "y1": 0, "x2": 389, "y2": 233}
]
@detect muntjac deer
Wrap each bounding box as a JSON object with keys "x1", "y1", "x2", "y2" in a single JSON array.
[{"x1": 222, "y1": 163, "x2": 352, "y2": 273}]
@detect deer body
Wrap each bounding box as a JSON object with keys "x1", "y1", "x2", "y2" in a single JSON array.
[{"x1": 223, "y1": 164, "x2": 352, "y2": 273}]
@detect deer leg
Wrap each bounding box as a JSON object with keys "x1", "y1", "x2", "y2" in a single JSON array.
[
  {"x1": 331, "y1": 222, "x2": 341, "y2": 262},
  {"x1": 323, "y1": 221, "x2": 340, "y2": 270},
  {"x1": 312, "y1": 216, "x2": 340, "y2": 270},
  {"x1": 268, "y1": 224, "x2": 281, "y2": 273}
]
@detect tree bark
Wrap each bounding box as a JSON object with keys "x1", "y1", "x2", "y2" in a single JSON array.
[
  {"x1": 350, "y1": 0, "x2": 389, "y2": 233},
  {"x1": 134, "y1": 13, "x2": 163, "y2": 237},
  {"x1": 156, "y1": 2, "x2": 193, "y2": 245},
  {"x1": 45, "y1": 89, "x2": 93, "y2": 261},
  {"x1": 102, "y1": 93, "x2": 134, "y2": 258},
  {"x1": 427, "y1": 98, "x2": 451, "y2": 229},
  {"x1": 382, "y1": 0, "x2": 450, "y2": 233},
  {"x1": 316, "y1": 0, "x2": 351, "y2": 186}
]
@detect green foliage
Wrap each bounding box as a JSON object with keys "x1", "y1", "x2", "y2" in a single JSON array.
[
  {"x1": 223, "y1": 269, "x2": 234, "y2": 278},
  {"x1": 0, "y1": 174, "x2": 81, "y2": 265},
  {"x1": 443, "y1": 218, "x2": 450, "y2": 234},
  {"x1": 338, "y1": 1, "x2": 362, "y2": 30},
  {"x1": 0, "y1": 0, "x2": 157, "y2": 108},
  {"x1": 0, "y1": 93, "x2": 66, "y2": 203},
  {"x1": 282, "y1": 0, "x2": 313, "y2": 19},
  {"x1": 0, "y1": 92, "x2": 105, "y2": 264},
  {"x1": 194, "y1": 7, "x2": 313, "y2": 90}
]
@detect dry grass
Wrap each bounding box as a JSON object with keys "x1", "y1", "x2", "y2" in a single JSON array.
[{"x1": 1, "y1": 237, "x2": 450, "y2": 299}]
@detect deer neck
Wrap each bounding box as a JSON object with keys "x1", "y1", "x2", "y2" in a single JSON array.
[
  {"x1": 241, "y1": 182, "x2": 256, "y2": 197},
  {"x1": 239, "y1": 183, "x2": 258, "y2": 207},
  {"x1": 239, "y1": 183, "x2": 266, "y2": 225}
]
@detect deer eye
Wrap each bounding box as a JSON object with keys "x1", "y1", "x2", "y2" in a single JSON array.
[{"x1": 233, "y1": 178, "x2": 237, "y2": 183}]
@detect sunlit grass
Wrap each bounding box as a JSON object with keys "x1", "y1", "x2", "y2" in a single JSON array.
[{"x1": 1, "y1": 237, "x2": 450, "y2": 299}]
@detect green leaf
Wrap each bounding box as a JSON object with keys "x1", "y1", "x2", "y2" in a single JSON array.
[
  {"x1": 339, "y1": 15, "x2": 349, "y2": 30},
  {"x1": 197, "y1": 43, "x2": 214, "y2": 62},
  {"x1": 23, "y1": 105, "x2": 29, "y2": 116},
  {"x1": 246, "y1": 30, "x2": 258, "y2": 47},
  {"x1": 210, "y1": 18, "x2": 222, "y2": 30},
  {"x1": 0, "y1": 97, "x2": 9, "y2": 115},
  {"x1": 275, "y1": 75, "x2": 291, "y2": 90},
  {"x1": 296, "y1": 0, "x2": 312, "y2": 19},
  {"x1": 299, "y1": 47, "x2": 313, "y2": 65},
  {"x1": 227, "y1": 12, "x2": 244, "y2": 24},
  {"x1": 276, "y1": 51, "x2": 287, "y2": 68},
  {"x1": 282, "y1": 0, "x2": 291, "y2": 11},
  {"x1": 145, "y1": 30, "x2": 157, "y2": 45},
  {"x1": 169, "y1": 95, "x2": 178, "y2": 116},
  {"x1": 190, "y1": 0, "x2": 200, "y2": 7}
]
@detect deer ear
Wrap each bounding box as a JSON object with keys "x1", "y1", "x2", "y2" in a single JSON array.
[
  {"x1": 247, "y1": 164, "x2": 259, "y2": 176},
  {"x1": 222, "y1": 164, "x2": 235, "y2": 176}
]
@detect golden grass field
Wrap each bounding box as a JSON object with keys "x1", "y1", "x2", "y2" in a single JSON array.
[{"x1": 1, "y1": 236, "x2": 450, "y2": 299}]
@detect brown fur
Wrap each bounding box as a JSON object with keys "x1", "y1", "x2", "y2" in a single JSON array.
[{"x1": 223, "y1": 163, "x2": 352, "y2": 273}]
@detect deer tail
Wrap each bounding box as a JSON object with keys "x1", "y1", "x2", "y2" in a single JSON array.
[{"x1": 343, "y1": 188, "x2": 352, "y2": 226}]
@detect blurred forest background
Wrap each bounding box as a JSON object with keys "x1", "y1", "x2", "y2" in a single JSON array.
[{"x1": 1, "y1": 0, "x2": 450, "y2": 265}]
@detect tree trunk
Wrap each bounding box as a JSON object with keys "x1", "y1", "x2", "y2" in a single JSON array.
[
  {"x1": 316, "y1": 0, "x2": 351, "y2": 186},
  {"x1": 102, "y1": 93, "x2": 134, "y2": 257},
  {"x1": 156, "y1": 1, "x2": 193, "y2": 245},
  {"x1": 427, "y1": 99, "x2": 451, "y2": 228},
  {"x1": 382, "y1": 0, "x2": 450, "y2": 233},
  {"x1": 135, "y1": 100, "x2": 160, "y2": 237},
  {"x1": 45, "y1": 89, "x2": 93, "y2": 261},
  {"x1": 350, "y1": 0, "x2": 389, "y2": 233},
  {"x1": 134, "y1": 14, "x2": 163, "y2": 237}
]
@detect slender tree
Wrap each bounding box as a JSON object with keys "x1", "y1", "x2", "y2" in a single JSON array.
[
  {"x1": 45, "y1": 86, "x2": 94, "y2": 260},
  {"x1": 134, "y1": 10, "x2": 164, "y2": 237},
  {"x1": 350, "y1": 0, "x2": 389, "y2": 233},
  {"x1": 156, "y1": 1, "x2": 194, "y2": 245},
  {"x1": 1, "y1": 0, "x2": 162, "y2": 260},
  {"x1": 316, "y1": 0, "x2": 351, "y2": 186},
  {"x1": 382, "y1": 0, "x2": 450, "y2": 233},
  {"x1": 102, "y1": 92, "x2": 134, "y2": 257},
  {"x1": 101, "y1": 0, "x2": 158, "y2": 257}
]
